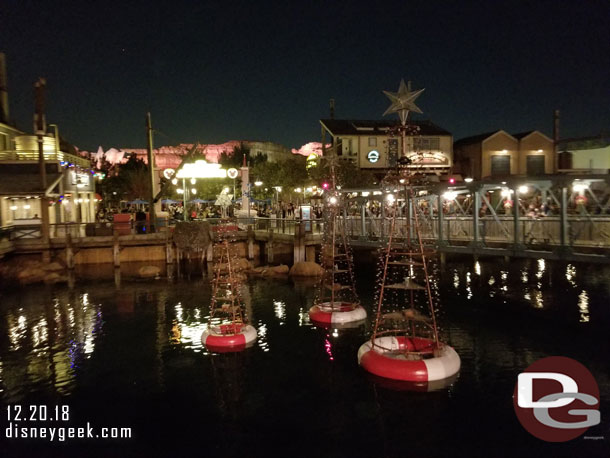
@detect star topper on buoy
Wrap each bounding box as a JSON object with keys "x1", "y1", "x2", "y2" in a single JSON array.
[{"x1": 383, "y1": 79, "x2": 425, "y2": 125}]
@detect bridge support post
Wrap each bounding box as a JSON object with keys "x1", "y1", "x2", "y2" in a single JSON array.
[
  {"x1": 66, "y1": 232, "x2": 75, "y2": 269},
  {"x1": 470, "y1": 188, "x2": 483, "y2": 250},
  {"x1": 306, "y1": 245, "x2": 316, "y2": 262},
  {"x1": 67, "y1": 270, "x2": 75, "y2": 289},
  {"x1": 293, "y1": 223, "x2": 305, "y2": 263},
  {"x1": 437, "y1": 194, "x2": 446, "y2": 247},
  {"x1": 359, "y1": 203, "x2": 367, "y2": 240},
  {"x1": 166, "y1": 239, "x2": 174, "y2": 264},
  {"x1": 557, "y1": 185, "x2": 572, "y2": 257},
  {"x1": 114, "y1": 267, "x2": 121, "y2": 288},
  {"x1": 512, "y1": 186, "x2": 525, "y2": 251},
  {"x1": 268, "y1": 229, "x2": 275, "y2": 263},
  {"x1": 205, "y1": 242, "x2": 213, "y2": 264},
  {"x1": 113, "y1": 230, "x2": 120, "y2": 268},
  {"x1": 247, "y1": 225, "x2": 255, "y2": 260}
]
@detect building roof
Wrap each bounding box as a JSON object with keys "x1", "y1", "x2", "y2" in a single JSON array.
[
  {"x1": 512, "y1": 131, "x2": 535, "y2": 140},
  {"x1": 320, "y1": 119, "x2": 451, "y2": 136},
  {"x1": 453, "y1": 131, "x2": 502, "y2": 147},
  {"x1": 455, "y1": 130, "x2": 553, "y2": 147},
  {"x1": 557, "y1": 134, "x2": 610, "y2": 150}
]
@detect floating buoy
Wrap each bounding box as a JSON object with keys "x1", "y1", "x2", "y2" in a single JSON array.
[
  {"x1": 309, "y1": 301, "x2": 367, "y2": 326},
  {"x1": 357, "y1": 336, "x2": 460, "y2": 382},
  {"x1": 202, "y1": 324, "x2": 257, "y2": 352}
]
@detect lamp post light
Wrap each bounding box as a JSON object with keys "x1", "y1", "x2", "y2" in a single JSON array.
[{"x1": 273, "y1": 186, "x2": 282, "y2": 207}]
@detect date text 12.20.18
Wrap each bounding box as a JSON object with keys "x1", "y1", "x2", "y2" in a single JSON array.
[{"x1": 6, "y1": 405, "x2": 69, "y2": 422}]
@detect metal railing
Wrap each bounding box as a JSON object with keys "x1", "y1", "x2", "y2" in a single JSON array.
[
  {"x1": 341, "y1": 215, "x2": 610, "y2": 249},
  {"x1": 5, "y1": 216, "x2": 609, "y2": 254},
  {"x1": 0, "y1": 150, "x2": 91, "y2": 168}
]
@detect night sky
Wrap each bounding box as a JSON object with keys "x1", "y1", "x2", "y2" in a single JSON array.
[{"x1": 1, "y1": 0, "x2": 609, "y2": 151}]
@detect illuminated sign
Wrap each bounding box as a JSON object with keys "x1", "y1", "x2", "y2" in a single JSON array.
[
  {"x1": 175, "y1": 160, "x2": 227, "y2": 179},
  {"x1": 71, "y1": 171, "x2": 91, "y2": 188},
  {"x1": 227, "y1": 168, "x2": 238, "y2": 179},
  {"x1": 367, "y1": 150, "x2": 380, "y2": 163},
  {"x1": 406, "y1": 152, "x2": 449, "y2": 166},
  {"x1": 163, "y1": 168, "x2": 176, "y2": 179}
]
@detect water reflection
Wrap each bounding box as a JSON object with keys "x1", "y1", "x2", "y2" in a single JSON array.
[
  {"x1": 257, "y1": 321, "x2": 269, "y2": 352},
  {"x1": 324, "y1": 336, "x2": 334, "y2": 361},
  {"x1": 298, "y1": 307, "x2": 312, "y2": 327},
  {"x1": 274, "y1": 300, "x2": 286, "y2": 324},
  {"x1": 533, "y1": 289, "x2": 544, "y2": 309},
  {"x1": 578, "y1": 290, "x2": 590, "y2": 323},
  {"x1": 453, "y1": 270, "x2": 459, "y2": 289},
  {"x1": 0, "y1": 258, "x2": 607, "y2": 458},
  {"x1": 1, "y1": 292, "x2": 103, "y2": 400},
  {"x1": 536, "y1": 258, "x2": 546, "y2": 279},
  {"x1": 566, "y1": 264, "x2": 577, "y2": 286}
]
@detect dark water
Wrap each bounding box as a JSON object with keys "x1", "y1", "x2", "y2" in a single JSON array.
[{"x1": 0, "y1": 255, "x2": 609, "y2": 457}]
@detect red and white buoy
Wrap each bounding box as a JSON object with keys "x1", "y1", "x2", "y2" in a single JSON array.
[
  {"x1": 309, "y1": 301, "x2": 367, "y2": 326},
  {"x1": 202, "y1": 219, "x2": 256, "y2": 353},
  {"x1": 357, "y1": 336, "x2": 460, "y2": 382},
  {"x1": 202, "y1": 323, "x2": 257, "y2": 352},
  {"x1": 357, "y1": 130, "x2": 461, "y2": 385}
]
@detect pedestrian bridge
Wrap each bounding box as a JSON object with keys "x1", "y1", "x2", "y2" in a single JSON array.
[
  {"x1": 250, "y1": 214, "x2": 610, "y2": 263},
  {"x1": 4, "y1": 175, "x2": 610, "y2": 264}
]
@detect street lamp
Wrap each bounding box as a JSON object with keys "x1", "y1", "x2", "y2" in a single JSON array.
[{"x1": 273, "y1": 186, "x2": 282, "y2": 207}]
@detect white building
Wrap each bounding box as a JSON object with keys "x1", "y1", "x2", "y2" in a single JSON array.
[
  {"x1": 320, "y1": 119, "x2": 453, "y2": 173},
  {"x1": 557, "y1": 135, "x2": 610, "y2": 174}
]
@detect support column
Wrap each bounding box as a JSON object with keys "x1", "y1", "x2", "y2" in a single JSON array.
[
  {"x1": 166, "y1": 239, "x2": 174, "y2": 264},
  {"x1": 437, "y1": 194, "x2": 445, "y2": 246},
  {"x1": 306, "y1": 245, "x2": 316, "y2": 262},
  {"x1": 268, "y1": 229, "x2": 275, "y2": 263},
  {"x1": 247, "y1": 225, "x2": 255, "y2": 260},
  {"x1": 113, "y1": 230, "x2": 120, "y2": 268},
  {"x1": 512, "y1": 186, "x2": 524, "y2": 251},
  {"x1": 558, "y1": 185, "x2": 572, "y2": 257},
  {"x1": 65, "y1": 232, "x2": 74, "y2": 269},
  {"x1": 360, "y1": 202, "x2": 366, "y2": 240},
  {"x1": 471, "y1": 188, "x2": 482, "y2": 248},
  {"x1": 89, "y1": 193, "x2": 95, "y2": 222},
  {"x1": 205, "y1": 242, "x2": 213, "y2": 264},
  {"x1": 293, "y1": 223, "x2": 305, "y2": 263}
]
